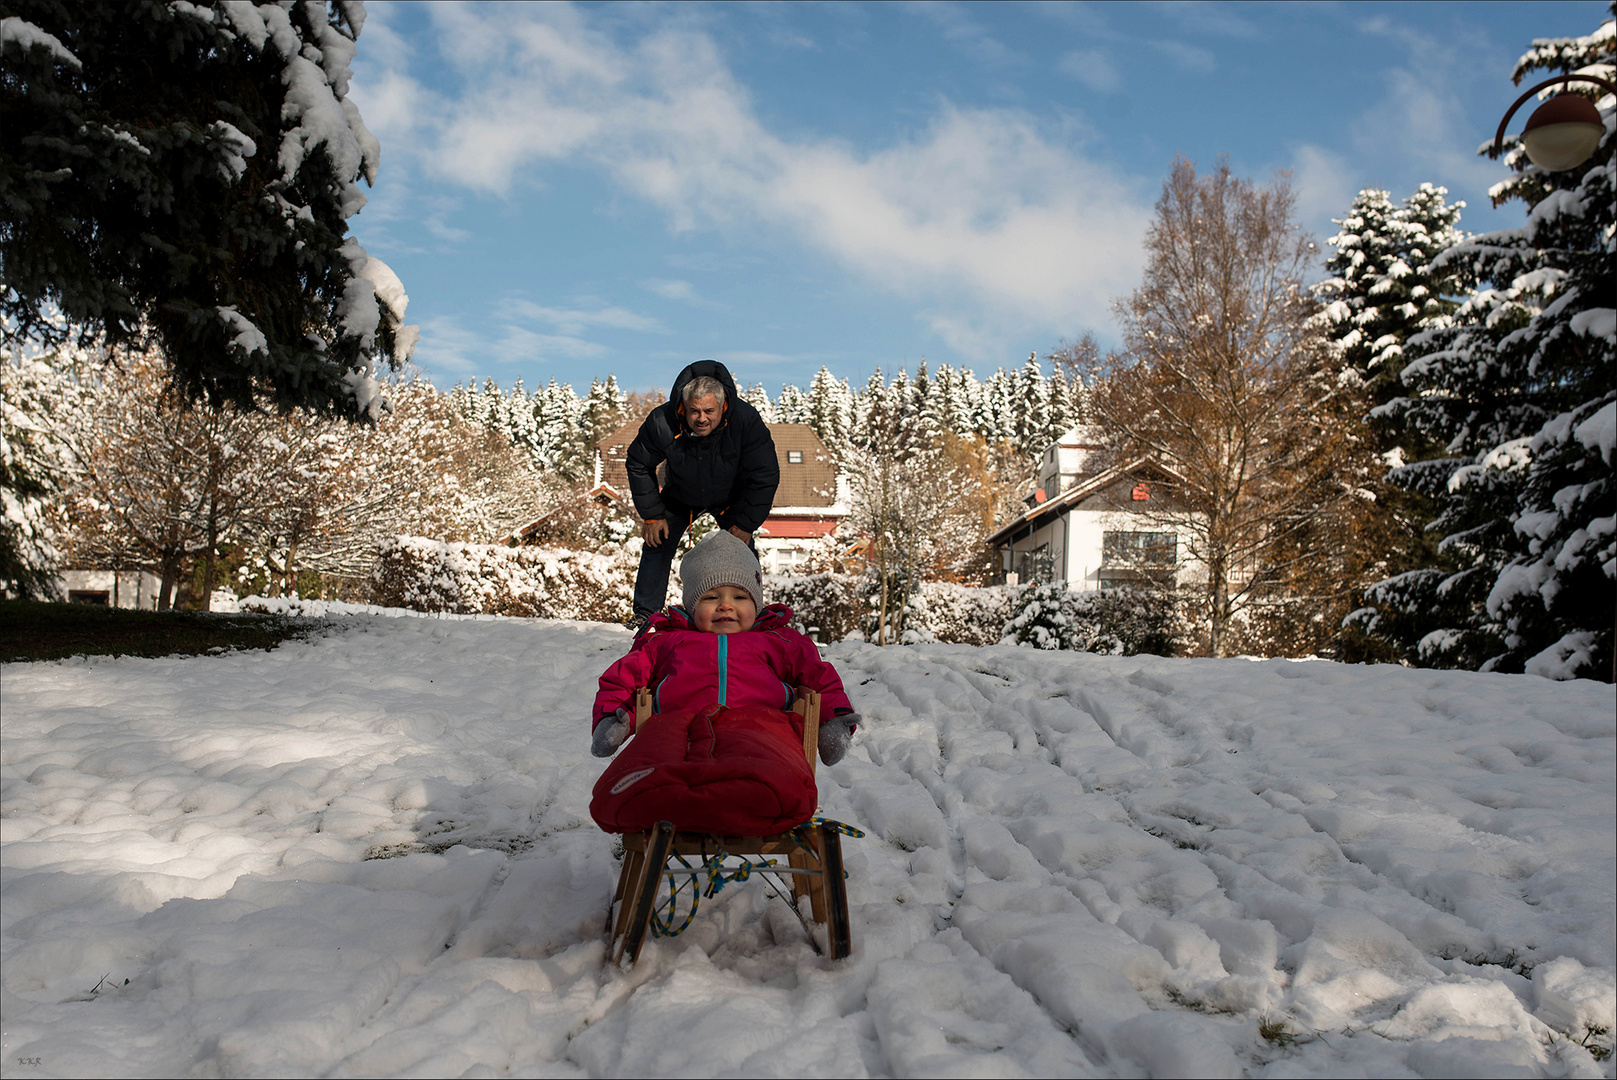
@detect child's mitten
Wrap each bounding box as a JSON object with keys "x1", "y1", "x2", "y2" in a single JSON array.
[
  {"x1": 818, "y1": 711, "x2": 859, "y2": 765},
  {"x1": 591, "y1": 707, "x2": 632, "y2": 758}
]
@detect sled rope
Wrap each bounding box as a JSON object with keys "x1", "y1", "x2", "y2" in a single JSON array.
[
  {"x1": 646, "y1": 820, "x2": 865, "y2": 939},
  {"x1": 649, "y1": 846, "x2": 781, "y2": 939},
  {"x1": 802, "y1": 817, "x2": 865, "y2": 839}
]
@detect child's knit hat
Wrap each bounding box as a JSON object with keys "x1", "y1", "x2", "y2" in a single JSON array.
[{"x1": 680, "y1": 530, "x2": 764, "y2": 612}]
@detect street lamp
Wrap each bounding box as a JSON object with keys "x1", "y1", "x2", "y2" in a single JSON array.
[{"x1": 1492, "y1": 74, "x2": 1616, "y2": 172}]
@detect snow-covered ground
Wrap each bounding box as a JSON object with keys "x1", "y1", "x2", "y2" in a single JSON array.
[{"x1": 2, "y1": 614, "x2": 1613, "y2": 1078}]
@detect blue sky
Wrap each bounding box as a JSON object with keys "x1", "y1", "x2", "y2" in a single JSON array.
[{"x1": 346, "y1": 0, "x2": 1607, "y2": 398}]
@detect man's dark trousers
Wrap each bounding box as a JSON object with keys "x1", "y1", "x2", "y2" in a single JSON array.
[{"x1": 634, "y1": 500, "x2": 753, "y2": 617}]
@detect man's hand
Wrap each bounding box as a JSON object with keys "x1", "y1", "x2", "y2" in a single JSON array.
[
  {"x1": 727, "y1": 525, "x2": 752, "y2": 544},
  {"x1": 643, "y1": 518, "x2": 669, "y2": 547}
]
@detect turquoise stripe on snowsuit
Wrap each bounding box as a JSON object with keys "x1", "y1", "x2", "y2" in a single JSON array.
[{"x1": 717, "y1": 634, "x2": 728, "y2": 705}]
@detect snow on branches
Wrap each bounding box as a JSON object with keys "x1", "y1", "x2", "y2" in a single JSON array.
[
  {"x1": 1362, "y1": 9, "x2": 1615, "y2": 679},
  {"x1": 2, "y1": 1, "x2": 414, "y2": 416}
]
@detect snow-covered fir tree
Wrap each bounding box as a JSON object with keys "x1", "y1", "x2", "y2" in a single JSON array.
[
  {"x1": 454, "y1": 377, "x2": 590, "y2": 479},
  {"x1": 807, "y1": 367, "x2": 855, "y2": 446},
  {"x1": 1, "y1": 0, "x2": 411, "y2": 416},
  {"x1": 774, "y1": 383, "x2": 811, "y2": 425},
  {"x1": 740, "y1": 383, "x2": 775, "y2": 423},
  {"x1": 582, "y1": 375, "x2": 629, "y2": 451},
  {"x1": 935, "y1": 363, "x2": 982, "y2": 437},
  {"x1": 1315, "y1": 184, "x2": 1466, "y2": 660},
  {"x1": 1360, "y1": 10, "x2": 1615, "y2": 679},
  {"x1": 1316, "y1": 186, "x2": 1465, "y2": 401}
]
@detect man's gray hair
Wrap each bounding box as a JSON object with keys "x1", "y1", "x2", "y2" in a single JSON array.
[{"x1": 681, "y1": 375, "x2": 726, "y2": 405}]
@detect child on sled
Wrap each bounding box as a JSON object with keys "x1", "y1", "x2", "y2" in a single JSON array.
[{"x1": 588, "y1": 530, "x2": 860, "y2": 835}]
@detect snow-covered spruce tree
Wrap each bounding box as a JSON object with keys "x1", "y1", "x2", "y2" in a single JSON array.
[
  {"x1": 1316, "y1": 186, "x2": 1465, "y2": 401},
  {"x1": 1315, "y1": 184, "x2": 1466, "y2": 660},
  {"x1": 1364, "y1": 12, "x2": 1615, "y2": 679},
  {"x1": 806, "y1": 367, "x2": 855, "y2": 446},
  {"x1": 740, "y1": 383, "x2": 775, "y2": 424},
  {"x1": 773, "y1": 383, "x2": 811, "y2": 425},
  {"x1": 582, "y1": 375, "x2": 629, "y2": 451},
  {"x1": 1, "y1": 1, "x2": 409, "y2": 416}
]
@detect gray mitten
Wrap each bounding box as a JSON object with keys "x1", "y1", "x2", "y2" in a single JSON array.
[
  {"x1": 591, "y1": 707, "x2": 632, "y2": 758},
  {"x1": 818, "y1": 711, "x2": 859, "y2": 766}
]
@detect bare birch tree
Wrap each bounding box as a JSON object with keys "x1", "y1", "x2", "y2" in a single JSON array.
[{"x1": 1087, "y1": 158, "x2": 1368, "y2": 657}]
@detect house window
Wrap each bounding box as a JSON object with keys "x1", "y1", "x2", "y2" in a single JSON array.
[
  {"x1": 1102, "y1": 531, "x2": 1176, "y2": 566},
  {"x1": 787, "y1": 450, "x2": 803, "y2": 464},
  {"x1": 69, "y1": 590, "x2": 110, "y2": 605},
  {"x1": 1016, "y1": 544, "x2": 1054, "y2": 586},
  {"x1": 1100, "y1": 531, "x2": 1176, "y2": 587}
]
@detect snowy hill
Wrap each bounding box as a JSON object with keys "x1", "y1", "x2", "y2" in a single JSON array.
[{"x1": 3, "y1": 615, "x2": 1613, "y2": 1077}]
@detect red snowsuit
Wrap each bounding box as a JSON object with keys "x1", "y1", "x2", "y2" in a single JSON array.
[
  {"x1": 593, "y1": 604, "x2": 854, "y2": 726},
  {"x1": 590, "y1": 604, "x2": 854, "y2": 835}
]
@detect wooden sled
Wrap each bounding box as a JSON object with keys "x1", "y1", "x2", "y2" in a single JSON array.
[{"x1": 607, "y1": 686, "x2": 852, "y2": 966}]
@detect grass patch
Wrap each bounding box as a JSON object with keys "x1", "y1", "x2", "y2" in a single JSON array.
[
  {"x1": 1259, "y1": 1015, "x2": 1302, "y2": 1048},
  {"x1": 0, "y1": 598, "x2": 318, "y2": 662}
]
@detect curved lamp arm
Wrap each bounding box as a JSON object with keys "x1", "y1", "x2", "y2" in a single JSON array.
[{"x1": 1492, "y1": 73, "x2": 1617, "y2": 157}]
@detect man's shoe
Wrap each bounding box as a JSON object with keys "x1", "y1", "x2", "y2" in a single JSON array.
[{"x1": 624, "y1": 613, "x2": 650, "y2": 635}]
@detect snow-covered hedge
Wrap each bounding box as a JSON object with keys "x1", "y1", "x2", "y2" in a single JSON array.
[
  {"x1": 1001, "y1": 583, "x2": 1179, "y2": 655},
  {"x1": 371, "y1": 536, "x2": 634, "y2": 622},
  {"x1": 238, "y1": 595, "x2": 507, "y2": 621},
  {"x1": 909, "y1": 582, "x2": 1024, "y2": 647},
  {"x1": 764, "y1": 573, "x2": 865, "y2": 643},
  {"x1": 764, "y1": 573, "x2": 1025, "y2": 646}
]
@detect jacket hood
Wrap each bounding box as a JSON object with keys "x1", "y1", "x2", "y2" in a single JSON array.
[
  {"x1": 668, "y1": 359, "x2": 739, "y2": 408},
  {"x1": 647, "y1": 602, "x2": 794, "y2": 634}
]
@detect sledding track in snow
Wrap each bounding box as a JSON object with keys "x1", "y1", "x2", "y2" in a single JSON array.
[{"x1": 2, "y1": 616, "x2": 1613, "y2": 1078}]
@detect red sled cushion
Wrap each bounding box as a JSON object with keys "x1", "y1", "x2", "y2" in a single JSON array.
[{"x1": 591, "y1": 704, "x2": 817, "y2": 835}]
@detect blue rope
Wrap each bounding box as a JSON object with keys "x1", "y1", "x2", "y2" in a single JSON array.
[{"x1": 644, "y1": 820, "x2": 865, "y2": 938}]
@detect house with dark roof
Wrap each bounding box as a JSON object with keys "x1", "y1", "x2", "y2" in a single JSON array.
[{"x1": 987, "y1": 424, "x2": 1194, "y2": 589}]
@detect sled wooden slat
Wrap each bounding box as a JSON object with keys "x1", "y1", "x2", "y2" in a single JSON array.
[{"x1": 606, "y1": 686, "x2": 852, "y2": 964}]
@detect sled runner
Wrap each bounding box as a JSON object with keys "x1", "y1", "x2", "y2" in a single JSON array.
[{"x1": 603, "y1": 687, "x2": 854, "y2": 965}]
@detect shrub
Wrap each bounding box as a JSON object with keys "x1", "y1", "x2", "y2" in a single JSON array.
[
  {"x1": 911, "y1": 582, "x2": 1023, "y2": 646},
  {"x1": 764, "y1": 572, "x2": 864, "y2": 643},
  {"x1": 1002, "y1": 583, "x2": 1179, "y2": 655},
  {"x1": 372, "y1": 536, "x2": 633, "y2": 622},
  {"x1": 765, "y1": 574, "x2": 1026, "y2": 646}
]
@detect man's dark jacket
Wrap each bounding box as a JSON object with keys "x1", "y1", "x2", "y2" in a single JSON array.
[{"x1": 626, "y1": 360, "x2": 780, "y2": 532}]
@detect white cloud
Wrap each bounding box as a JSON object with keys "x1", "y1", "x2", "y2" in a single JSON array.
[
  {"x1": 1347, "y1": 68, "x2": 1497, "y2": 194},
  {"x1": 641, "y1": 278, "x2": 724, "y2": 309},
  {"x1": 641, "y1": 278, "x2": 695, "y2": 301},
  {"x1": 498, "y1": 300, "x2": 668, "y2": 336},
  {"x1": 1286, "y1": 14, "x2": 1499, "y2": 240},
  {"x1": 351, "y1": 3, "x2": 1154, "y2": 359},
  {"x1": 905, "y1": 1, "x2": 1022, "y2": 69},
  {"x1": 1058, "y1": 49, "x2": 1121, "y2": 93},
  {"x1": 412, "y1": 313, "x2": 614, "y2": 379},
  {"x1": 410, "y1": 316, "x2": 485, "y2": 375},
  {"x1": 492, "y1": 325, "x2": 609, "y2": 364},
  {"x1": 1151, "y1": 40, "x2": 1216, "y2": 75},
  {"x1": 1152, "y1": 1, "x2": 1263, "y2": 41},
  {"x1": 1289, "y1": 144, "x2": 1360, "y2": 235}
]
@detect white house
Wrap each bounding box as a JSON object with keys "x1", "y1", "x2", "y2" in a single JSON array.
[
  {"x1": 53, "y1": 568, "x2": 163, "y2": 609},
  {"x1": 987, "y1": 425, "x2": 1193, "y2": 590}
]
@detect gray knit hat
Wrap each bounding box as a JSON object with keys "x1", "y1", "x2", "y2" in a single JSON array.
[{"x1": 680, "y1": 530, "x2": 764, "y2": 612}]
